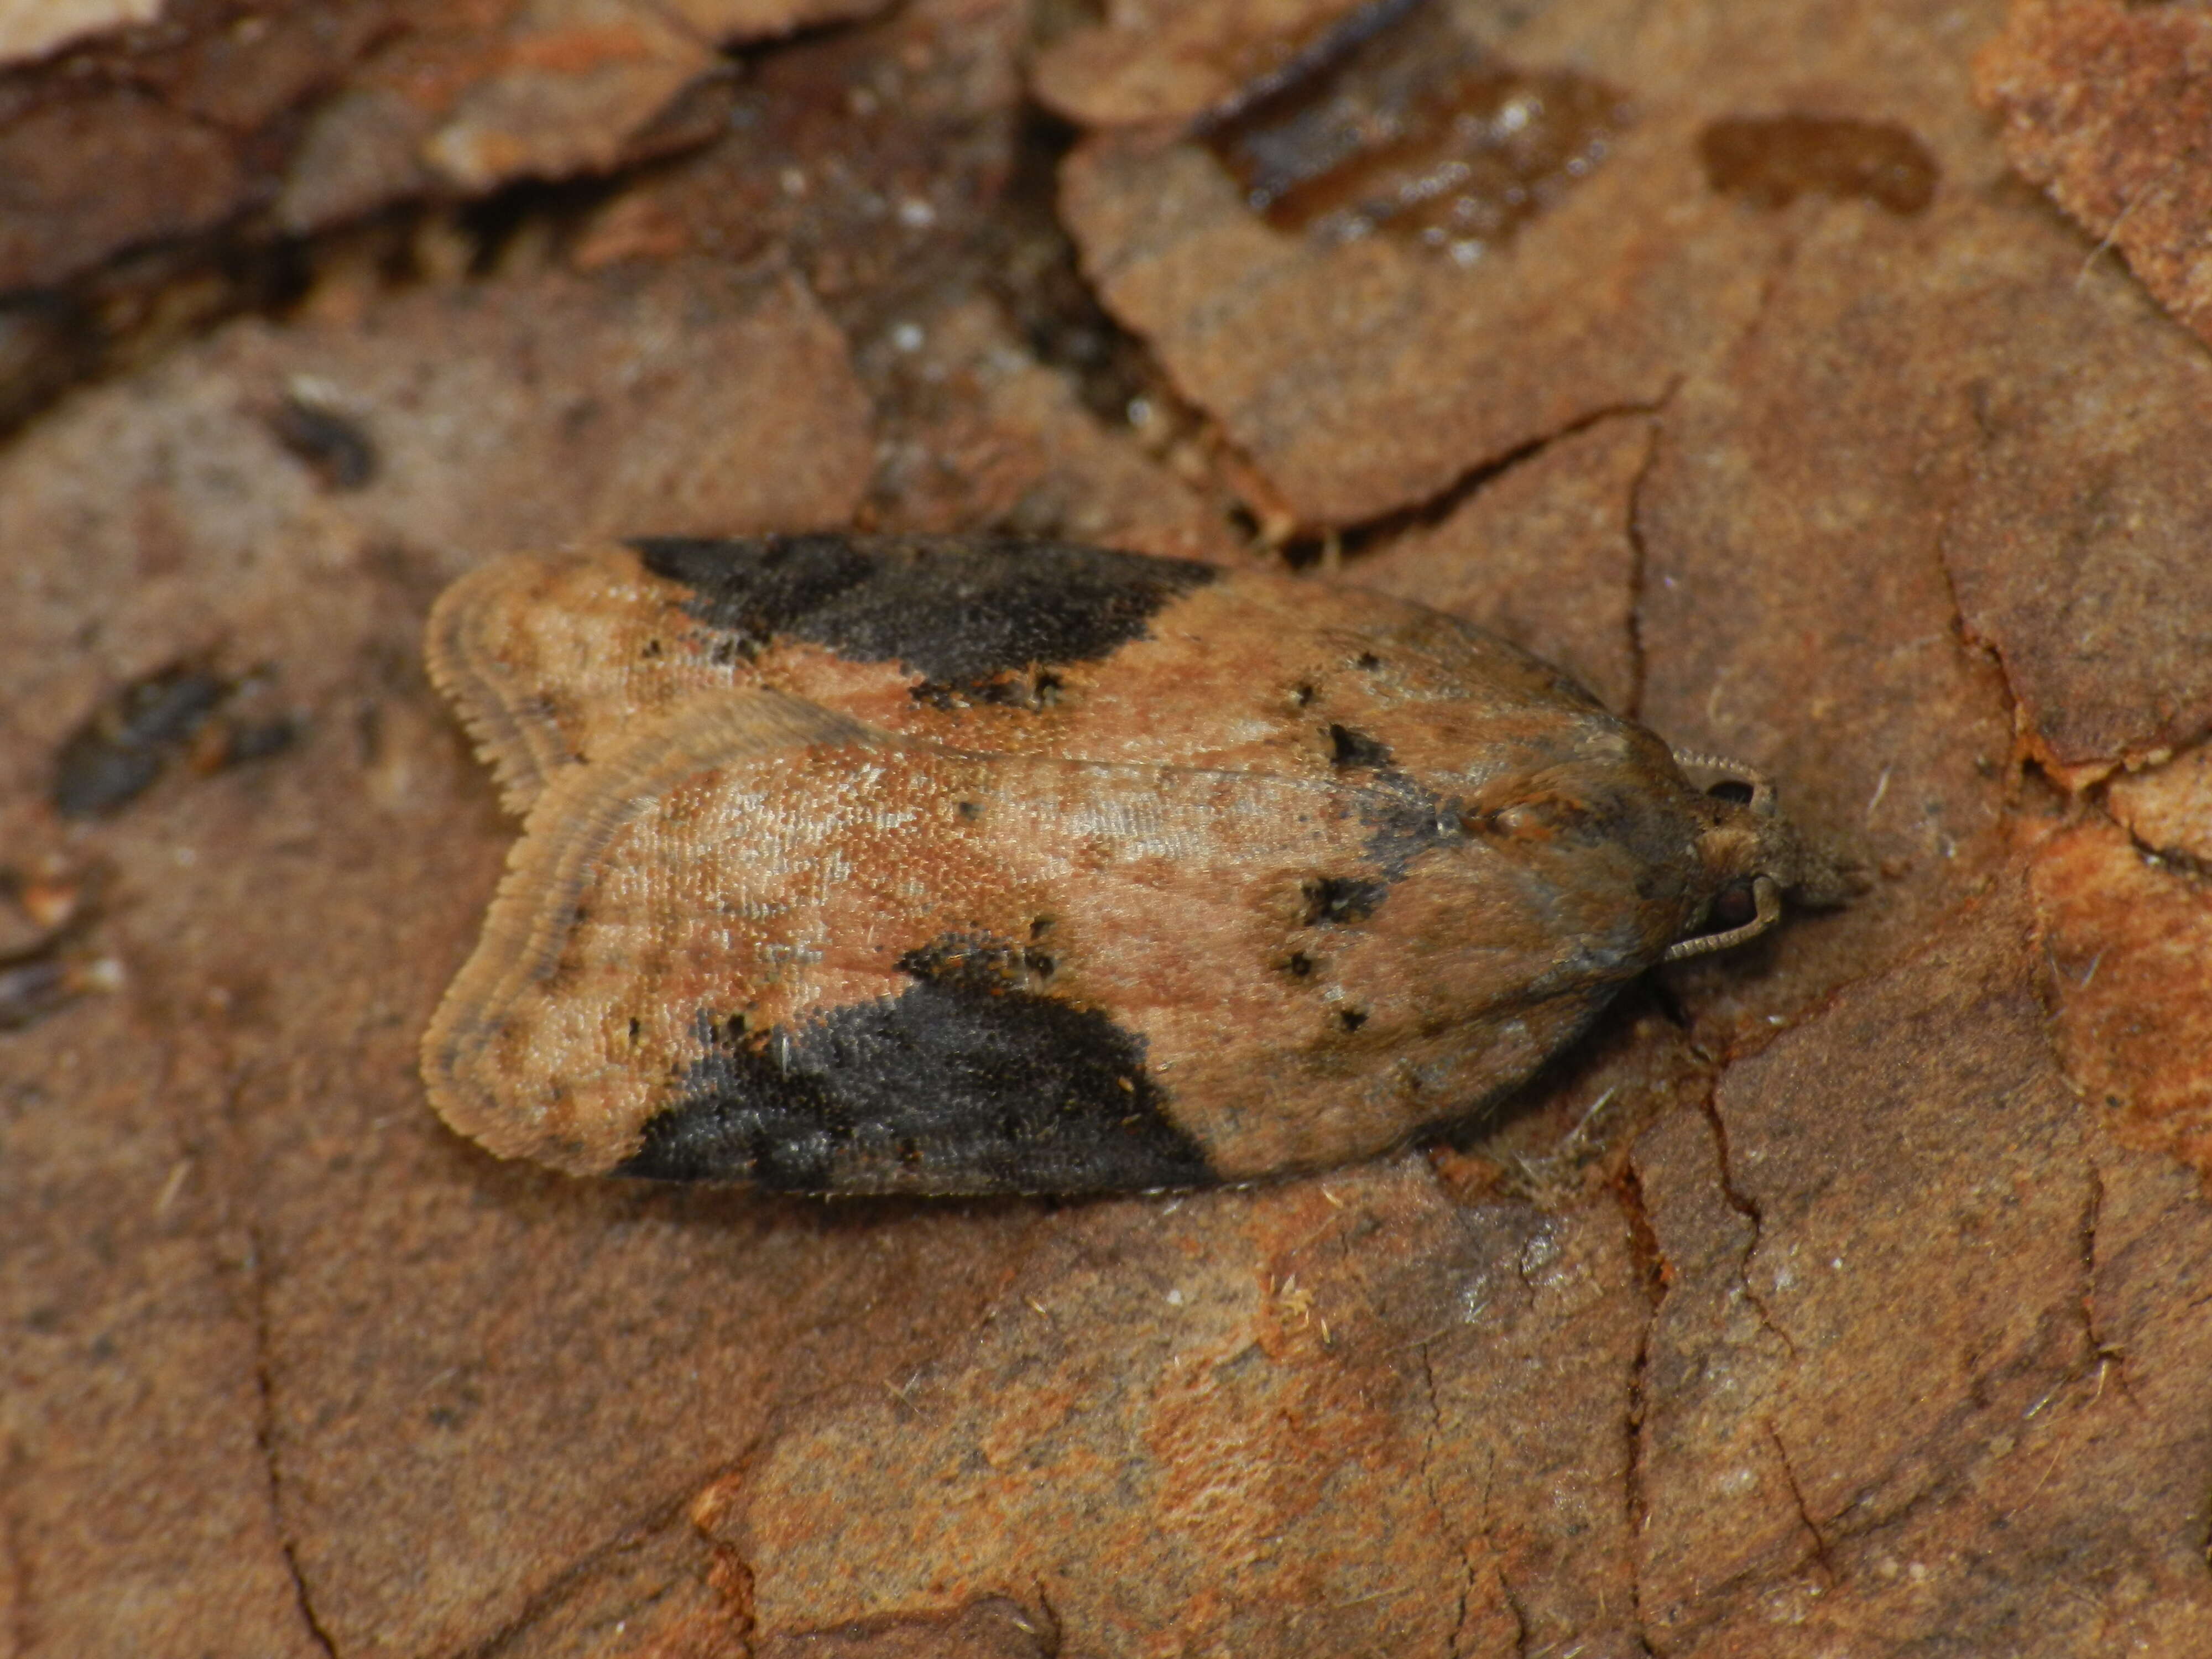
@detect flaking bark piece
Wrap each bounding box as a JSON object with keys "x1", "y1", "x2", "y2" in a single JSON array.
[
  {"x1": 1055, "y1": 27, "x2": 1762, "y2": 527},
  {"x1": 0, "y1": 87, "x2": 245, "y2": 294},
  {"x1": 281, "y1": 0, "x2": 726, "y2": 226},
  {"x1": 1354, "y1": 414, "x2": 1651, "y2": 716},
  {"x1": 1031, "y1": 0, "x2": 1382, "y2": 129},
  {"x1": 1939, "y1": 257, "x2": 2212, "y2": 780},
  {"x1": 2030, "y1": 817, "x2": 2212, "y2": 1186},
  {"x1": 0, "y1": 0, "x2": 744, "y2": 289},
  {"x1": 709, "y1": 1165, "x2": 1651, "y2": 1652},
  {"x1": 1976, "y1": 0, "x2": 2212, "y2": 349},
  {"x1": 2107, "y1": 744, "x2": 2212, "y2": 867},
  {"x1": 1629, "y1": 895, "x2": 2179, "y2": 1651}
]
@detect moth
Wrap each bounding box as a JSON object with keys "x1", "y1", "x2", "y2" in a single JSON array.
[{"x1": 421, "y1": 535, "x2": 1851, "y2": 1194}]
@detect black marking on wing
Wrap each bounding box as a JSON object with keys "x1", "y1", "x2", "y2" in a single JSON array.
[
  {"x1": 1354, "y1": 768, "x2": 1460, "y2": 881},
  {"x1": 616, "y1": 958, "x2": 1214, "y2": 1194},
  {"x1": 630, "y1": 533, "x2": 1217, "y2": 703},
  {"x1": 896, "y1": 931, "x2": 1056, "y2": 989},
  {"x1": 1297, "y1": 770, "x2": 1467, "y2": 930},
  {"x1": 1326, "y1": 723, "x2": 1392, "y2": 769},
  {"x1": 1301, "y1": 875, "x2": 1389, "y2": 926}
]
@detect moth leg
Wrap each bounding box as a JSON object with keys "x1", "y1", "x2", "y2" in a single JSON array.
[
  {"x1": 1670, "y1": 748, "x2": 1777, "y2": 815},
  {"x1": 1663, "y1": 874, "x2": 1782, "y2": 962}
]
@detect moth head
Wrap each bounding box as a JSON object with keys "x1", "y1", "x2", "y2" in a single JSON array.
[{"x1": 1666, "y1": 752, "x2": 1864, "y2": 962}]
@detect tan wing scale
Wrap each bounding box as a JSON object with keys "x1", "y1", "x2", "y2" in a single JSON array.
[{"x1": 422, "y1": 687, "x2": 875, "y2": 1168}]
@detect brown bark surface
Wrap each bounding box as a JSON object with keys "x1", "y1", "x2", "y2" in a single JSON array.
[
  {"x1": 0, "y1": 0, "x2": 899, "y2": 290},
  {"x1": 1977, "y1": 0, "x2": 2212, "y2": 349},
  {"x1": 5, "y1": 0, "x2": 2211, "y2": 1655}
]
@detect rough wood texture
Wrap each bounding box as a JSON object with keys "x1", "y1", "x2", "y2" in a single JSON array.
[
  {"x1": 1977, "y1": 0, "x2": 2212, "y2": 349},
  {"x1": 4, "y1": 0, "x2": 2212, "y2": 1652},
  {"x1": 0, "y1": 0, "x2": 899, "y2": 290}
]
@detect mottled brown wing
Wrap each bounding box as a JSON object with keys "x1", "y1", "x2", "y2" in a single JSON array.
[
  {"x1": 424, "y1": 546, "x2": 747, "y2": 815},
  {"x1": 424, "y1": 686, "x2": 1319, "y2": 1188},
  {"x1": 424, "y1": 535, "x2": 1620, "y2": 818},
  {"x1": 420, "y1": 535, "x2": 1234, "y2": 815}
]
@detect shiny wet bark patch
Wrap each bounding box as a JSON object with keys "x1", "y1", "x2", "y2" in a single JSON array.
[
  {"x1": 50, "y1": 660, "x2": 298, "y2": 818},
  {"x1": 1201, "y1": 0, "x2": 1629, "y2": 263},
  {"x1": 264, "y1": 389, "x2": 378, "y2": 491},
  {"x1": 1698, "y1": 113, "x2": 1939, "y2": 215}
]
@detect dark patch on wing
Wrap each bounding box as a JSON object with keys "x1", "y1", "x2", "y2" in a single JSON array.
[
  {"x1": 1305, "y1": 732, "x2": 1524, "y2": 914},
  {"x1": 1326, "y1": 722, "x2": 1392, "y2": 769},
  {"x1": 616, "y1": 974, "x2": 1215, "y2": 1194},
  {"x1": 1301, "y1": 875, "x2": 1389, "y2": 926},
  {"x1": 911, "y1": 666, "x2": 1064, "y2": 713},
  {"x1": 1353, "y1": 768, "x2": 1460, "y2": 880},
  {"x1": 897, "y1": 930, "x2": 1056, "y2": 989},
  {"x1": 632, "y1": 533, "x2": 1217, "y2": 702},
  {"x1": 1699, "y1": 113, "x2": 1938, "y2": 216}
]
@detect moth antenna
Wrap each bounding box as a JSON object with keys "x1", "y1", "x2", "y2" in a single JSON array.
[
  {"x1": 1664, "y1": 875, "x2": 1783, "y2": 962},
  {"x1": 1670, "y1": 748, "x2": 1777, "y2": 814}
]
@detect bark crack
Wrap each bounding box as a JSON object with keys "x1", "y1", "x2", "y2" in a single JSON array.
[
  {"x1": 1698, "y1": 1096, "x2": 1798, "y2": 1361},
  {"x1": 2073, "y1": 1160, "x2": 2132, "y2": 1408},
  {"x1": 1027, "y1": 1578, "x2": 1066, "y2": 1658},
  {"x1": 456, "y1": 1485, "x2": 735, "y2": 1659},
  {"x1": 2115, "y1": 817, "x2": 2212, "y2": 884},
  {"x1": 1326, "y1": 395, "x2": 1678, "y2": 563},
  {"x1": 1412, "y1": 1339, "x2": 1524, "y2": 1659},
  {"x1": 242, "y1": 1218, "x2": 340, "y2": 1659},
  {"x1": 1766, "y1": 1423, "x2": 1837, "y2": 1584},
  {"x1": 1926, "y1": 378, "x2": 2037, "y2": 790},
  {"x1": 1613, "y1": 1166, "x2": 1667, "y2": 1659},
  {"x1": 188, "y1": 1050, "x2": 342, "y2": 1659},
  {"x1": 1413, "y1": 1342, "x2": 1475, "y2": 1658},
  {"x1": 1621, "y1": 395, "x2": 1676, "y2": 723},
  {"x1": 4, "y1": 1434, "x2": 33, "y2": 1658}
]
